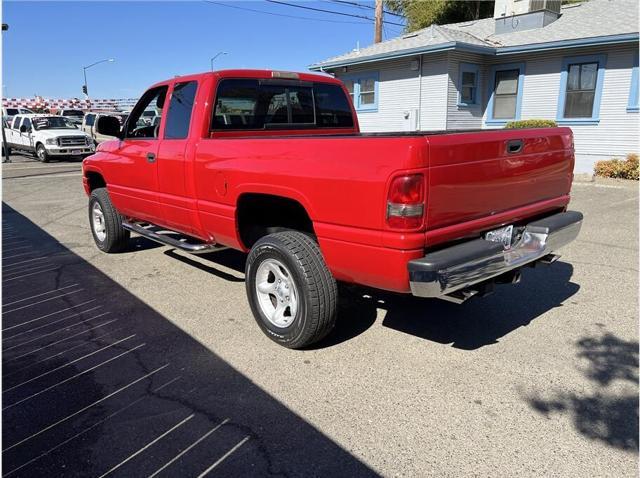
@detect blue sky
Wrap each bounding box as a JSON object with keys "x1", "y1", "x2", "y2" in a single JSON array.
[{"x1": 2, "y1": 0, "x2": 405, "y2": 99}]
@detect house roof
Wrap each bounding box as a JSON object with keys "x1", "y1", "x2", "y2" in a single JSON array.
[{"x1": 310, "y1": 0, "x2": 639, "y2": 69}]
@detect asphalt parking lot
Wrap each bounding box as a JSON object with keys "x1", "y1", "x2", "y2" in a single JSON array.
[{"x1": 2, "y1": 156, "x2": 638, "y2": 477}]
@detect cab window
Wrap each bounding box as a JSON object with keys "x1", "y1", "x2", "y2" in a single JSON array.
[
  {"x1": 21, "y1": 118, "x2": 32, "y2": 131},
  {"x1": 12, "y1": 116, "x2": 21, "y2": 129},
  {"x1": 125, "y1": 86, "x2": 168, "y2": 139},
  {"x1": 164, "y1": 81, "x2": 198, "y2": 139},
  {"x1": 85, "y1": 114, "x2": 95, "y2": 126}
]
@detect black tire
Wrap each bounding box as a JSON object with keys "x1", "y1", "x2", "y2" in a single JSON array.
[
  {"x1": 245, "y1": 231, "x2": 338, "y2": 349},
  {"x1": 88, "y1": 187, "x2": 130, "y2": 253},
  {"x1": 36, "y1": 143, "x2": 50, "y2": 163}
]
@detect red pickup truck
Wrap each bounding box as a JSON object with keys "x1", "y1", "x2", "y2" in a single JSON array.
[{"x1": 83, "y1": 69, "x2": 582, "y2": 348}]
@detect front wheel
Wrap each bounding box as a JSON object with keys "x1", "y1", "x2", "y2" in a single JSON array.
[
  {"x1": 88, "y1": 187, "x2": 130, "y2": 253},
  {"x1": 36, "y1": 144, "x2": 50, "y2": 163},
  {"x1": 245, "y1": 231, "x2": 338, "y2": 349}
]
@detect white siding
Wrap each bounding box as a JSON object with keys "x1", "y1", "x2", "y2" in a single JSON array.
[
  {"x1": 480, "y1": 44, "x2": 640, "y2": 172},
  {"x1": 334, "y1": 54, "x2": 448, "y2": 132},
  {"x1": 419, "y1": 53, "x2": 449, "y2": 130},
  {"x1": 446, "y1": 51, "x2": 487, "y2": 130}
]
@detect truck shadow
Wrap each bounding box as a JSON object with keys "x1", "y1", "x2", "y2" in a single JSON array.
[
  {"x1": 525, "y1": 332, "x2": 638, "y2": 451},
  {"x1": 318, "y1": 262, "x2": 579, "y2": 350},
  {"x1": 155, "y1": 238, "x2": 579, "y2": 351},
  {"x1": 2, "y1": 203, "x2": 378, "y2": 477}
]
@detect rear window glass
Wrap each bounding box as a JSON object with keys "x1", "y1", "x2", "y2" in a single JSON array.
[{"x1": 212, "y1": 79, "x2": 353, "y2": 130}]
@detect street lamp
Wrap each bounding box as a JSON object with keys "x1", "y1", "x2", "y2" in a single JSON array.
[
  {"x1": 83, "y1": 58, "x2": 114, "y2": 99},
  {"x1": 210, "y1": 52, "x2": 227, "y2": 71}
]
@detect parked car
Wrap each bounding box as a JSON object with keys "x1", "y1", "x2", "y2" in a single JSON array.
[
  {"x1": 6, "y1": 114, "x2": 94, "y2": 162},
  {"x1": 56, "y1": 109, "x2": 85, "y2": 126},
  {"x1": 83, "y1": 69, "x2": 583, "y2": 348},
  {"x1": 137, "y1": 109, "x2": 158, "y2": 125},
  {"x1": 3, "y1": 107, "x2": 34, "y2": 123},
  {"x1": 82, "y1": 112, "x2": 129, "y2": 143}
]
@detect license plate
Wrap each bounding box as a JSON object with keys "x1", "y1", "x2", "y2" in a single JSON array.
[
  {"x1": 485, "y1": 225, "x2": 514, "y2": 249},
  {"x1": 71, "y1": 149, "x2": 82, "y2": 155}
]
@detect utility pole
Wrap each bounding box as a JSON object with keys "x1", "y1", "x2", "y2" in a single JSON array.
[
  {"x1": 374, "y1": 0, "x2": 383, "y2": 43},
  {"x1": 2, "y1": 23, "x2": 9, "y2": 163}
]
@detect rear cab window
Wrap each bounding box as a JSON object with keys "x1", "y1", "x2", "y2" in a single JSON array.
[{"x1": 211, "y1": 79, "x2": 354, "y2": 131}]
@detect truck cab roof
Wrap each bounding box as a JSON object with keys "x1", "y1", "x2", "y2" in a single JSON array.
[{"x1": 147, "y1": 69, "x2": 340, "y2": 89}]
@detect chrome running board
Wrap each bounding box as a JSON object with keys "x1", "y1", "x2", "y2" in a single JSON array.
[{"x1": 122, "y1": 221, "x2": 225, "y2": 254}]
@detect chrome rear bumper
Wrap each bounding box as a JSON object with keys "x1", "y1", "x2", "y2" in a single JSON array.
[{"x1": 408, "y1": 211, "x2": 583, "y2": 299}]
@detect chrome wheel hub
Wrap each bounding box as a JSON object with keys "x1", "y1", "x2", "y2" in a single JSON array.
[
  {"x1": 255, "y1": 258, "x2": 298, "y2": 328},
  {"x1": 92, "y1": 202, "x2": 106, "y2": 242}
]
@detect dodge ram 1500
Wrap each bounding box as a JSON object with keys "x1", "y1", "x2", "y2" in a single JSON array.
[{"x1": 83, "y1": 69, "x2": 583, "y2": 348}]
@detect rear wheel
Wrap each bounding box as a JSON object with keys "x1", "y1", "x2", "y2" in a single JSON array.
[
  {"x1": 88, "y1": 187, "x2": 130, "y2": 253},
  {"x1": 36, "y1": 144, "x2": 49, "y2": 163},
  {"x1": 245, "y1": 231, "x2": 338, "y2": 349}
]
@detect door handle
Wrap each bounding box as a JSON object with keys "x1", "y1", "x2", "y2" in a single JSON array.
[
  {"x1": 506, "y1": 139, "x2": 523, "y2": 154},
  {"x1": 146, "y1": 152, "x2": 156, "y2": 163}
]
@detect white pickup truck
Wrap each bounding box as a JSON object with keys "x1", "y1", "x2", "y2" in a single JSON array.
[{"x1": 5, "y1": 114, "x2": 94, "y2": 162}]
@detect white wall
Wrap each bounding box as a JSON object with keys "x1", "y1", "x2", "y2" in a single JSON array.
[{"x1": 334, "y1": 54, "x2": 448, "y2": 133}]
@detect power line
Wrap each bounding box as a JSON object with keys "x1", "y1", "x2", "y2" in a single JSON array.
[
  {"x1": 265, "y1": 0, "x2": 406, "y2": 27},
  {"x1": 327, "y1": 0, "x2": 405, "y2": 19},
  {"x1": 202, "y1": 1, "x2": 370, "y2": 25}
]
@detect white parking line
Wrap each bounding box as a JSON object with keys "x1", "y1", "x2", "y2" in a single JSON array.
[
  {"x1": 2, "y1": 375, "x2": 182, "y2": 477},
  {"x1": 5, "y1": 172, "x2": 83, "y2": 180},
  {"x1": 3, "y1": 256, "x2": 50, "y2": 270},
  {"x1": 3, "y1": 164, "x2": 82, "y2": 171},
  {"x1": 2, "y1": 299, "x2": 98, "y2": 331},
  {"x1": 4, "y1": 335, "x2": 137, "y2": 393},
  {"x1": 2, "y1": 363, "x2": 170, "y2": 453},
  {"x1": 3, "y1": 267, "x2": 61, "y2": 282},
  {"x1": 2, "y1": 245, "x2": 32, "y2": 253},
  {"x1": 3, "y1": 343, "x2": 147, "y2": 410},
  {"x1": 3, "y1": 288, "x2": 84, "y2": 313},
  {"x1": 147, "y1": 419, "x2": 230, "y2": 478},
  {"x1": 2, "y1": 262, "x2": 58, "y2": 280},
  {"x1": 3, "y1": 283, "x2": 78, "y2": 306},
  {"x1": 3, "y1": 306, "x2": 103, "y2": 341},
  {"x1": 196, "y1": 436, "x2": 251, "y2": 477},
  {"x1": 98, "y1": 414, "x2": 195, "y2": 478},
  {"x1": 4, "y1": 311, "x2": 111, "y2": 352},
  {"x1": 2, "y1": 328, "x2": 124, "y2": 379},
  {"x1": 2, "y1": 251, "x2": 38, "y2": 260},
  {"x1": 4, "y1": 318, "x2": 119, "y2": 363}
]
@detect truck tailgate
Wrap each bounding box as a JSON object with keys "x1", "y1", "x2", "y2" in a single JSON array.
[{"x1": 425, "y1": 127, "x2": 574, "y2": 238}]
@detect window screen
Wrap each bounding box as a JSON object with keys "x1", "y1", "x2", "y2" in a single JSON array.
[
  {"x1": 165, "y1": 81, "x2": 198, "y2": 139},
  {"x1": 212, "y1": 79, "x2": 353, "y2": 130}
]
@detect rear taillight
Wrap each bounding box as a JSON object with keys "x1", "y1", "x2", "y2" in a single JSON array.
[{"x1": 386, "y1": 174, "x2": 424, "y2": 229}]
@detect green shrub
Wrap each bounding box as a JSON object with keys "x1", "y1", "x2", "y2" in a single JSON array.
[
  {"x1": 505, "y1": 119, "x2": 558, "y2": 129},
  {"x1": 594, "y1": 153, "x2": 639, "y2": 180}
]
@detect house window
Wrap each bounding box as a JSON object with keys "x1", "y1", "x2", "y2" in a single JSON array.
[
  {"x1": 458, "y1": 63, "x2": 480, "y2": 106},
  {"x1": 564, "y1": 63, "x2": 598, "y2": 117},
  {"x1": 486, "y1": 63, "x2": 525, "y2": 124},
  {"x1": 557, "y1": 54, "x2": 606, "y2": 124},
  {"x1": 341, "y1": 73, "x2": 378, "y2": 112},
  {"x1": 628, "y1": 53, "x2": 639, "y2": 113}
]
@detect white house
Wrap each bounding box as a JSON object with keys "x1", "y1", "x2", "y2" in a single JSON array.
[{"x1": 310, "y1": 0, "x2": 639, "y2": 173}]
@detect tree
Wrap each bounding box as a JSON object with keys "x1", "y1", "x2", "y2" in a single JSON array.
[{"x1": 385, "y1": 0, "x2": 495, "y2": 32}]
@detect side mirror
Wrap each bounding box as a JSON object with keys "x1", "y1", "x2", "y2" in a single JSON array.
[
  {"x1": 96, "y1": 115, "x2": 121, "y2": 138},
  {"x1": 19, "y1": 125, "x2": 27, "y2": 133}
]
